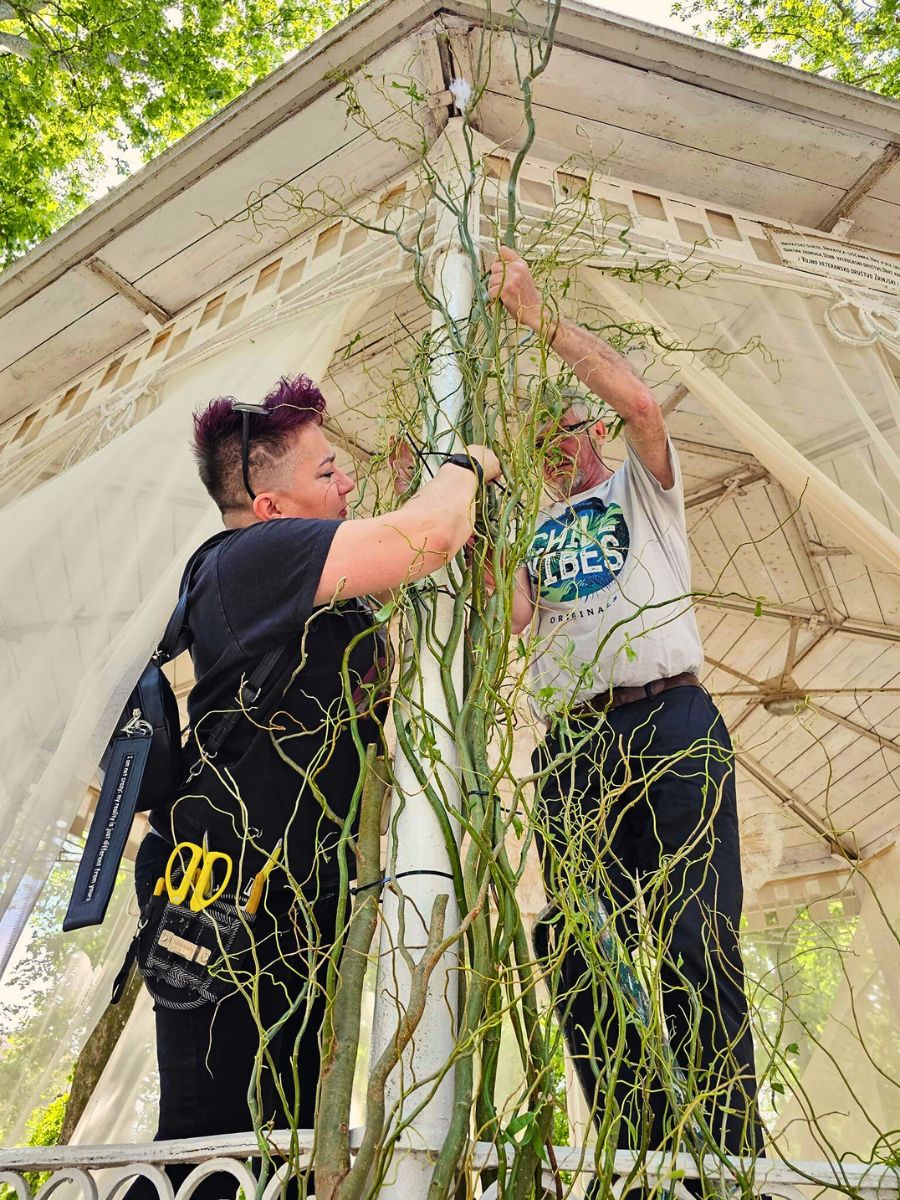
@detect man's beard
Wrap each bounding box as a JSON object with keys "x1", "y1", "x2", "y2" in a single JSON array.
[{"x1": 549, "y1": 463, "x2": 585, "y2": 499}]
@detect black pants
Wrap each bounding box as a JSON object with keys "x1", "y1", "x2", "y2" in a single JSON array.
[
  {"x1": 125, "y1": 834, "x2": 338, "y2": 1199},
  {"x1": 533, "y1": 685, "x2": 761, "y2": 1157}
]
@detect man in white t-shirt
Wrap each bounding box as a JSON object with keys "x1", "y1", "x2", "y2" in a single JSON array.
[{"x1": 489, "y1": 249, "x2": 761, "y2": 1158}]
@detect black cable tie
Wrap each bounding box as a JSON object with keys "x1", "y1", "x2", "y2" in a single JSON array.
[
  {"x1": 397, "y1": 425, "x2": 525, "y2": 514},
  {"x1": 351, "y1": 868, "x2": 456, "y2": 896}
]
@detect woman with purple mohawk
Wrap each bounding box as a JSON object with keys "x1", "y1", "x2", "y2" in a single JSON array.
[{"x1": 127, "y1": 373, "x2": 500, "y2": 1199}]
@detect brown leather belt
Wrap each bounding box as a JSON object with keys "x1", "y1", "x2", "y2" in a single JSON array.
[{"x1": 570, "y1": 671, "x2": 701, "y2": 718}]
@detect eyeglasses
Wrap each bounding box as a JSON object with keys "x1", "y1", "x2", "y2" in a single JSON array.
[
  {"x1": 231, "y1": 402, "x2": 268, "y2": 501},
  {"x1": 536, "y1": 417, "x2": 592, "y2": 450}
]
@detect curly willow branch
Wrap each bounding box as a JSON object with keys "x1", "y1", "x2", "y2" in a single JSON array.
[{"x1": 161, "y1": 10, "x2": 900, "y2": 1200}]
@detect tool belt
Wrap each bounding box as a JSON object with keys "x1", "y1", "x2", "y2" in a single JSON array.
[
  {"x1": 136, "y1": 885, "x2": 252, "y2": 1011},
  {"x1": 569, "y1": 671, "x2": 701, "y2": 719},
  {"x1": 113, "y1": 840, "x2": 278, "y2": 1011}
]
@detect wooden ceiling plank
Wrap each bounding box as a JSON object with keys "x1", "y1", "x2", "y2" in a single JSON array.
[
  {"x1": 719, "y1": 686, "x2": 900, "y2": 697},
  {"x1": 729, "y1": 618, "x2": 793, "y2": 684},
  {"x1": 807, "y1": 701, "x2": 900, "y2": 757},
  {"x1": 798, "y1": 632, "x2": 896, "y2": 690},
  {"x1": 789, "y1": 626, "x2": 835, "y2": 683},
  {"x1": 784, "y1": 731, "x2": 883, "y2": 797},
  {"x1": 707, "y1": 494, "x2": 779, "y2": 602},
  {"x1": 735, "y1": 749, "x2": 858, "y2": 859},
  {"x1": 483, "y1": 92, "x2": 847, "y2": 229},
  {"x1": 765, "y1": 484, "x2": 840, "y2": 620},
  {"x1": 746, "y1": 706, "x2": 835, "y2": 779},
  {"x1": 824, "y1": 683, "x2": 900, "y2": 734},
  {"x1": 735, "y1": 489, "x2": 807, "y2": 611},
  {"x1": 690, "y1": 512, "x2": 752, "y2": 598},
  {"x1": 816, "y1": 766, "x2": 900, "y2": 835},
  {"x1": 726, "y1": 697, "x2": 763, "y2": 736},
  {"x1": 492, "y1": 40, "x2": 890, "y2": 186}
]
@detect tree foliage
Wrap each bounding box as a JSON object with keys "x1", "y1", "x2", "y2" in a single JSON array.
[
  {"x1": 0, "y1": 864, "x2": 148, "y2": 1143},
  {"x1": 673, "y1": 0, "x2": 900, "y2": 97},
  {"x1": 0, "y1": 0, "x2": 351, "y2": 267}
]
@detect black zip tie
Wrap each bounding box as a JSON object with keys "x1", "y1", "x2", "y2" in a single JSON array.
[
  {"x1": 468, "y1": 789, "x2": 491, "y2": 797},
  {"x1": 397, "y1": 424, "x2": 525, "y2": 514},
  {"x1": 399, "y1": 424, "x2": 437, "y2": 478},
  {"x1": 351, "y1": 868, "x2": 456, "y2": 896}
]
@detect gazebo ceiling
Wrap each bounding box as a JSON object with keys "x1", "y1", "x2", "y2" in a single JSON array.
[{"x1": 1, "y1": 0, "x2": 899, "y2": 419}]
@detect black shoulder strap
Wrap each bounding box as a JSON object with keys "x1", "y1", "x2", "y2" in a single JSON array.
[
  {"x1": 203, "y1": 642, "x2": 296, "y2": 757},
  {"x1": 156, "y1": 566, "x2": 196, "y2": 664},
  {"x1": 157, "y1": 533, "x2": 232, "y2": 665}
]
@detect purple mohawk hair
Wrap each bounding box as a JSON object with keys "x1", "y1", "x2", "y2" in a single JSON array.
[{"x1": 193, "y1": 374, "x2": 327, "y2": 513}]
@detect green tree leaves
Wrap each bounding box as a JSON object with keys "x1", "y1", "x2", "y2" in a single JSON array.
[
  {"x1": 672, "y1": 0, "x2": 900, "y2": 98},
  {"x1": 0, "y1": 0, "x2": 351, "y2": 267}
]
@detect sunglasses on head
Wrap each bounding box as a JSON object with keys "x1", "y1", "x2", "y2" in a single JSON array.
[{"x1": 231, "y1": 402, "x2": 269, "y2": 501}]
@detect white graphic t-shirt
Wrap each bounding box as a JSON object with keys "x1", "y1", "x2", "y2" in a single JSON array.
[{"x1": 525, "y1": 437, "x2": 703, "y2": 713}]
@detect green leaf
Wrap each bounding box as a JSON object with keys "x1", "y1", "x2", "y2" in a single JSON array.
[
  {"x1": 529, "y1": 1126, "x2": 549, "y2": 1163},
  {"x1": 504, "y1": 1113, "x2": 534, "y2": 1137},
  {"x1": 391, "y1": 80, "x2": 425, "y2": 100},
  {"x1": 372, "y1": 601, "x2": 396, "y2": 625}
]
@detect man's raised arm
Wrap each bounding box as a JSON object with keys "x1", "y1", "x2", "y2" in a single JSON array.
[{"x1": 488, "y1": 247, "x2": 672, "y2": 488}]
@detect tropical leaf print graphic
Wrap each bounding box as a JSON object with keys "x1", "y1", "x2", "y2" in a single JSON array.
[{"x1": 528, "y1": 497, "x2": 630, "y2": 603}]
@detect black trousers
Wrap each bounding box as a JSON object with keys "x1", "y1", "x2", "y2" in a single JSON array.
[
  {"x1": 125, "y1": 834, "x2": 338, "y2": 1200},
  {"x1": 533, "y1": 684, "x2": 762, "y2": 1157}
]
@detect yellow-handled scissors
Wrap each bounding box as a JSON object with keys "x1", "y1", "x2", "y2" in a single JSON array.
[{"x1": 154, "y1": 842, "x2": 233, "y2": 913}]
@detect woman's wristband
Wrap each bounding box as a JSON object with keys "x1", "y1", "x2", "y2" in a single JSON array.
[{"x1": 442, "y1": 453, "x2": 485, "y2": 488}]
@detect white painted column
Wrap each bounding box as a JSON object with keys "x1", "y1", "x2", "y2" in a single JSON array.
[{"x1": 369, "y1": 118, "x2": 475, "y2": 1197}]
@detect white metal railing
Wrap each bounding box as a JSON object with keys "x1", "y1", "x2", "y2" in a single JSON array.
[{"x1": 1, "y1": 1132, "x2": 898, "y2": 1200}]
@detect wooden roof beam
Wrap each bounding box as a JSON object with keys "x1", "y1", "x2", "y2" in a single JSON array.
[
  {"x1": 704, "y1": 655, "x2": 764, "y2": 688},
  {"x1": 806, "y1": 701, "x2": 900, "y2": 758},
  {"x1": 671, "y1": 437, "x2": 757, "y2": 464},
  {"x1": 817, "y1": 142, "x2": 900, "y2": 233},
  {"x1": 735, "y1": 749, "x2": 859, "y2": 861},
  {"x1": 695, "y1": 595, "x2": 900, "y2": 643},
  {"x1": 769, "y1": 485, "x2": 840, "y2": 627},
  {"x1": 84, "y1": 257, "x2": 170, "y2": 326},
  {"x1": 684, "y1": 465, "x2": 769, "y2": 509},
  {"x1": 661, "y1": 383, "x2": 689, "y2": 416}
]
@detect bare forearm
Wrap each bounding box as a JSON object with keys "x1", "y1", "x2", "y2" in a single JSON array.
[
  {"x1": 548, "y1": 317, "x2": 656, "y2": 425},
  {"x1": 478, "y1": 557, "x2": 535, "y2": 633},
  {"x1": 395, "y1": 464, "x2": 478, "y2": 556},
  {"x1": 489, "y1": 248, "x2": 672, "y2": 485}
]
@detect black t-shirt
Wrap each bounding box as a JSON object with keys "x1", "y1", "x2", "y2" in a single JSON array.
[{"x1": 149, "y1": 519, "x2": 387, "y2": 900}]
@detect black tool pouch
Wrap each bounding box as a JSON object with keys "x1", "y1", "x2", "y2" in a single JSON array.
[{"x1": 114, "y1": 880, "x2": 255, "y2": 1011}]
